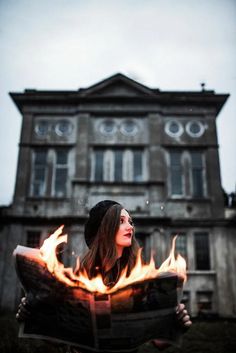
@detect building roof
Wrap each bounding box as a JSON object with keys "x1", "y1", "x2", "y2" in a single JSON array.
[{"x1": 10, "y1": 72, "x2": 229, "y2": 116}]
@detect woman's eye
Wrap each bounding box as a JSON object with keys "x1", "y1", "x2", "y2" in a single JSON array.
[{"x1": 120, "y1": 218, "x2": 133, "y2": 225}]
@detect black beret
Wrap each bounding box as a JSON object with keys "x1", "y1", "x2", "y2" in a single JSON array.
[{"x1": 84, "y1": 200, "x2": 121, "y2": 248}]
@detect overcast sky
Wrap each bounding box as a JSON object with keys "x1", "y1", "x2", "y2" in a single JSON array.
[{"x1": 0, "y1": 0, "x2": 235, "y2": 205}]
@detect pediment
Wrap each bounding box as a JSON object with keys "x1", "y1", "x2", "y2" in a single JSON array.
[{"x1": 79, "y1": 73, "x2": 156, "y2": 97}]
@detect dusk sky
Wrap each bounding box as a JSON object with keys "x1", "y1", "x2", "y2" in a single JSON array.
[{"x1": 0, "y1": 0, "x2": 235, "y2": 205}]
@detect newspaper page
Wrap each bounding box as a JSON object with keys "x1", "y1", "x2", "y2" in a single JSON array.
[{"x1": 13, "y1": 245, "x2": 184, "y2": 352}]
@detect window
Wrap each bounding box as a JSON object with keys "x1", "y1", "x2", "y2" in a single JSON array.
[
  {"x1": 191, "y1": 152, "x2": 204, "y2": 197},
  {"x1": 104, "y1": 150, "x2": 113, "y2": 181},
  {"x1": 55, "y1": 120, "x2": 73, "y2": 136},
  {"x1": 99, "y1": 120, "x2": 117, "y2": 136},
  {"x1": 170, "y1": 152, "x2": 182, "y2": 195},
  {"x1": 165, "y1": 120, "x2": 184, "y2": 138},
  {"x1": 133, "y1": 150, "x2": 143, "y2": 181},
  {"x1": 93, "y1": 148, "x2": 145, "y2": 182},
  {"x1": 186, "y1": 121, "x2": 205, "y2": 138},
  {"x1": 169, "y1": 150, "x2": 206, "y2": 198},
  {"x1": 32, "y1": 150, "x2": 47, "y2": 196},
  {"x1": 123, "y1": 150, "x2": 133, "y2": 180},
  {"x1": 120, "y1": 120, "x2": 139, "y2": 136},
  {"x1": 26, "y1": 231, "x2": 41, "y2": 248},
  {"x1": 94, "y1": 150, "x2": 104, "y2": 181},
  {"x1": 114, "y1": 150, "x2": 123, "y2": 181},
  {"x1": 54, "y1": 150, "x2": 68, "y2": 197},
  {"x1": 172, "y1": 232, "x2": 188, "y2": 268},
  {"x1": 35, "y1": 121, "x2": 50, "y2": 137},
  {"x1": 194, "y1": 232, "x2": 210, "y2": 270},
  {"x1": 196, "y1": 291, "x2": 213, "y2": 314},
  {"x1": 175, "y1": 233, "x2": 187, "y2": 259},
  {"x1": 34, "y1": 119, "x2": 73, "y2": 138},
  {"x1": 31, "y1": 149, "x2": 69, "y2": 197}
]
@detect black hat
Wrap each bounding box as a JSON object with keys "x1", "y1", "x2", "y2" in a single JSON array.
[{"x1": 84, "y1": 200, "x2": 121, "y2": 248}]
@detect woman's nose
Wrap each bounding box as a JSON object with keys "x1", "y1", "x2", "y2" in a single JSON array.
[{"x1": 126, "y1": 222, "x2": 133, "y2": 231}]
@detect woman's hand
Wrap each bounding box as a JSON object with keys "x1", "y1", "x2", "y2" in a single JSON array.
[
  {"x1": 16, "y1": 297, "x2": 32, "y2": 322},
  {"x1": 176, "y1": 303, "x2": 192, "y2": 329},
  {"x1": 152, "y1": 303, "x2": 192, "y2": 350}
]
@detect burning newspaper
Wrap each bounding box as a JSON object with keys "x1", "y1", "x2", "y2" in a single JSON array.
[{"x1": 13, "y1": 228, "x2": 186, "y2": 352}]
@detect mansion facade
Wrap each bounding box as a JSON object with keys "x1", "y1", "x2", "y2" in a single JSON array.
[{"x1": 0, "y1": 73, "x2": 235, "y2": 317}]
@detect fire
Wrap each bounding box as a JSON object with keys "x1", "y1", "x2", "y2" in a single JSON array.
[{"x1": 40, "y1": 226, "x2": 186, "y2": 294}]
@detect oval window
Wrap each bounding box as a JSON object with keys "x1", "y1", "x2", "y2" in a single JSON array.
[
  {"x1": 55, "y1": 120, "x2": 73, "y2": 136},
  {"x1": 35, "y1": 121, "x2": 50, "y2": 137},
  {"x1": 186, "y1": 121, "x2": 205, "y2": 138},
  {"x1": 99, "y1": 120, "x2": 117, "y2": 135},
  {"x1": 120, "y1": 120, "x2": 139, "y2": 136},
  {"x1": 165, "y1": 120, "x2": 184, "y2": 138}
]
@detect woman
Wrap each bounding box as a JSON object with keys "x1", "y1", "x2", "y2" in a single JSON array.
[
  {"x1": 81, "y1": 200, "x2": 139, "y2": 287},
  {"x1": 17, "y1": 200, "x2": 192, "y2": 352}
]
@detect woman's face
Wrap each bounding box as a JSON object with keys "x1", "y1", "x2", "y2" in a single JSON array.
[{"x1": 115, "y1": 208, "x2": 134, "y2": 256}]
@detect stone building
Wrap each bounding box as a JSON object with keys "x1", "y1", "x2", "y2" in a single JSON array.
[{"x1": 0, "y1": 73, "x2": 235, "y2": 317}]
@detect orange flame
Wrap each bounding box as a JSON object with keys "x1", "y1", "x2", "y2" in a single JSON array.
[{"x1": 40, "y1": 226, "x2": 186, "y2": 294}]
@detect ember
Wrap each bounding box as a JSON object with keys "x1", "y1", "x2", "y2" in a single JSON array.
[{"x1": 40, "y1": 226, "x2": 187, "y2": 294}]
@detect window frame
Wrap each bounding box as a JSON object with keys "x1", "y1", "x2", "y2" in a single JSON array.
[
  {"x1": 194, "y1": 232, "x2": 211, "y2": 270},
  {"x1": 186, "y1": 121, "x2": 205, "y2": 138},
  {"x1": 92, "y1": 148, "x2": 146, "y2": 183},
  {"x1": 168, "y1": 150, "x2": 207, "y2": 199},
  {"x1": 31, "y1": 150, "x2": 48, "y2": 197},
  {"x1": 31, "y1": 148, "x2": 69, "y2": 198},
  {"x1": 191, "y1": 151, "x2": 206, "y2": 198},
  {"x1": 169, "y1": 151, "x2": 183, "y2": 196},
  {"x1": 53, "y1": 149, "x2": 69, "y2": 197},
  {"x1": 165, "y1": 120, "x2": 184, "y2": 138},
  {"x1": 26, "y1": 230, "x2": 42, "y2": 248}
]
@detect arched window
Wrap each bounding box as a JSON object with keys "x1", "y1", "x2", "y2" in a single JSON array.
[
  {"x1": 93, "y1": 148, "x2": 145, "y2": 182},
  {"x1": 170, "y1": 151, "x2": 183, "y2": 196},
  {"x1": 168, "y1": 150, "x2": 206, "y2": 198},
  {"x1": 104, "y1": 150, "x2": 114, "y2": 181},
  {"x1": 123, "y1": 150, "x2": 133, "y2": 181},
  {"x1": 31, "y1": 148, "x2": 69, "y2": 197}
]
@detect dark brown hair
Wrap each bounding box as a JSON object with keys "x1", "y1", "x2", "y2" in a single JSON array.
[{"x1": 80, "y1": 204, "x2": 140, "y2": 286}]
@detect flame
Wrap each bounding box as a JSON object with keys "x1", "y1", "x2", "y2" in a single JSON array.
[{"x1": 40, "y1": 226, "x2": 186, "y2": 294}]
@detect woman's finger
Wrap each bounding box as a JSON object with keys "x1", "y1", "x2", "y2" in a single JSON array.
[
  {"x1": 177, "y1": 309, "x2": 188, "y2": 320},
  {"x1": 175, "y1": 303, "x2": 192, "y2": 330},
  {"x1": 21, "y1": 297, "x2": 27, "y2": 305},
  {"x1": 183, "y1": 319, "x2": 192, "y2": 327},
  {"x1": 176, "y1": 303, "x2": 185, "y2": 314},
  {"x1": 182, "y1": 314, "x2": 190, "y2": 323},
  {"x1": 16, "y1": 297, "x2": 32, "y2": 321}
]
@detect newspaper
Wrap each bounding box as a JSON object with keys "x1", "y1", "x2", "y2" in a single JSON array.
[{"x1": 13, "y1": 245, "x2": 184, "y2": 352}]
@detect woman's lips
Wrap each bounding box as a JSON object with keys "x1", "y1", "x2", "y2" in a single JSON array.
[{"x1": 124, "y1": 233, "x2": 132, "y2": 238}]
